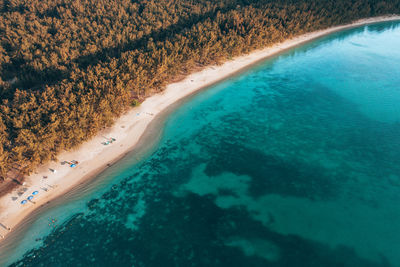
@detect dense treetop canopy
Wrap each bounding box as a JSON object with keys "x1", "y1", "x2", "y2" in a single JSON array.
[{"x1": 0, "y1": 0, "x2": 399, "y2": 180}]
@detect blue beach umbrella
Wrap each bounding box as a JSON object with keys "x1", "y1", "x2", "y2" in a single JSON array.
[
  {"x1": 21, "y1": 200, "x2": 27, "y2": 204},
  {"x1": 70, "y1": 164, "x2": 76, "y2": 168},
  {"x1": 27, "y1": 196, "x2": 34, "y2": 200},
  {"x1": 32, "y1": 191, "x2": 39, "y2": 195}
]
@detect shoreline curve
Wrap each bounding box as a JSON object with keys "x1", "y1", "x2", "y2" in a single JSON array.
[{"x1": 0, "y1": 15, "x2": 399, "y2": 254}]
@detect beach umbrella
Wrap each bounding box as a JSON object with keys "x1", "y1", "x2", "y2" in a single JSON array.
[
  {"x1": 70, "y1": 164, "x2": 76, "y2": 168},
  {"x1": 32, "y1": 191, "x2": 39, "y2": 195},
  {"x1": 21, "y1": 200, "x2": 27, "y2": 204},
  {"x1": 27, "y1": 196, "x2": 34, "y2": 200}
]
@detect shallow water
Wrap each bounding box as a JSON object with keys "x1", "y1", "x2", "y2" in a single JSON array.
[{"x1": 4, "y1": 21, "x2": 400, "y2": 266}]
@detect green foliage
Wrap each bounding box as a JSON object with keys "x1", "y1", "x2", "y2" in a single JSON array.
[
  {"x1": 130, "y1": 99, "x2": 140, "y2": 107},
  {"x1": 0, "y1": 0, "x2": 399, "y2": 177}
]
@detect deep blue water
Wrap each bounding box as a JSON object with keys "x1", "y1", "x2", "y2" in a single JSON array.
[{"x1": 4, "y1": 21, "x2": 400, "y2": 266}]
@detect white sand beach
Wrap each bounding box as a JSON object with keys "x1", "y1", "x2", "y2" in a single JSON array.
[{"x1": 0, "y1": 15, "x2": 399, "y2": 242}]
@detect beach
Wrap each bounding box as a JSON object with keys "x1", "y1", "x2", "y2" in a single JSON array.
[{"x1": 0, "y1": 15, "x2": 399, "y2": 243}]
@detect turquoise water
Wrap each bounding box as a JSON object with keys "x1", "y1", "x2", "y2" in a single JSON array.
[{"x1": 4, "y1": 21, "x2": 400, "y2": 266}]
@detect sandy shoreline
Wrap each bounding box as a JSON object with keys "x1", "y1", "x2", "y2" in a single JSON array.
[{"x1": 0, "y1": 15, "x2": 399, "y2": 244}]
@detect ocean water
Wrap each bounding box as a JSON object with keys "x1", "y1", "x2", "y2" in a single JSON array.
[{"x1": 3, "y1": 21, "x2": 400, "y2": 266}]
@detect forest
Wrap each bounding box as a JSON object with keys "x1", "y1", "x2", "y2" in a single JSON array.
[{"x1": 0, "y1": 0, "x2": 399, "y2": 185}]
